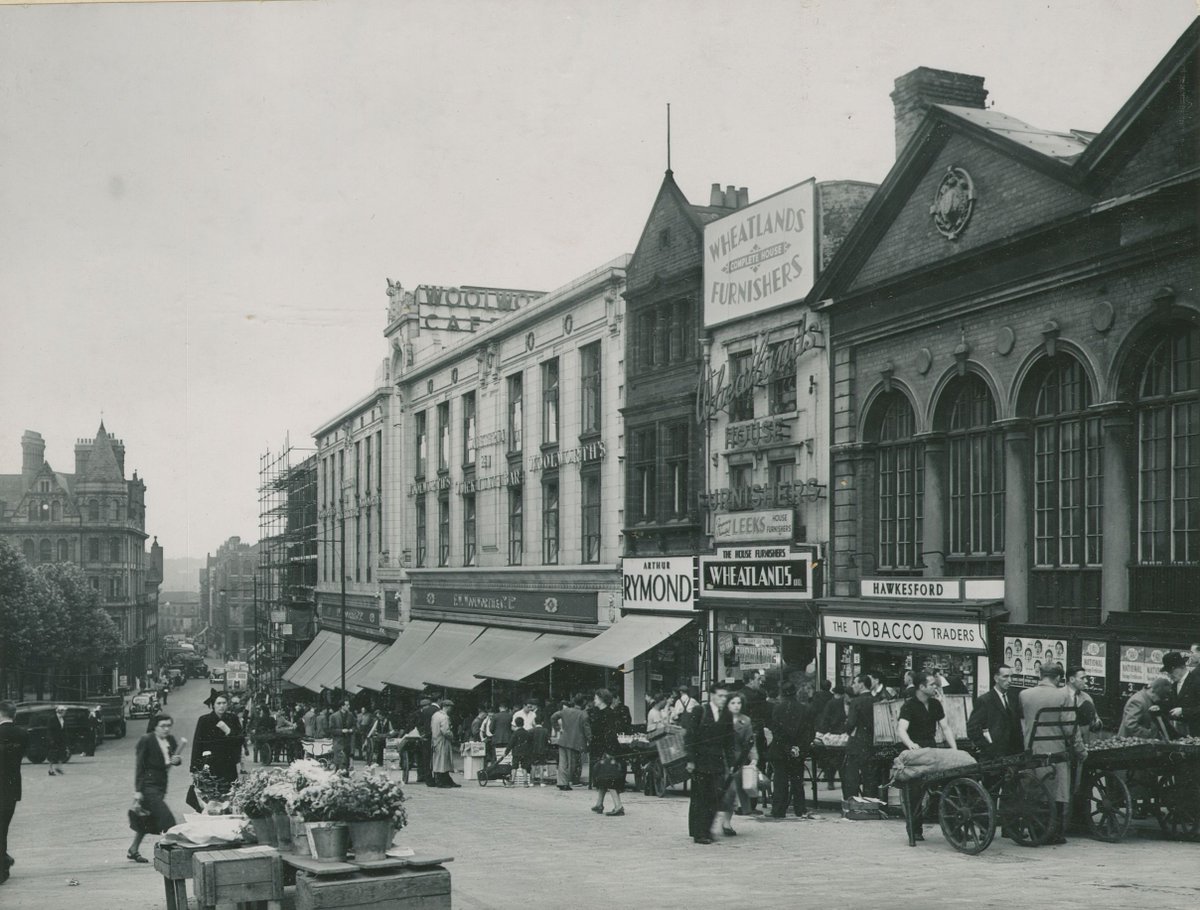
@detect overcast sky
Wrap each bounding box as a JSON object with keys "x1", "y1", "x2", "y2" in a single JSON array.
[{"x1": 1, "y1": 0, "x2": 1194, "y2": 560}]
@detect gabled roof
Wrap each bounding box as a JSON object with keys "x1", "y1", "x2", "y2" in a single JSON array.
[
  {"x1": 811, "y1": 19, "x2": 1199, "y2": 305},
  {"x1": 83, "y1": 423, "x2": 124, "y2": 483},
  {"x1": 627, "y1": 170, "x2": 734, "y2": 269}
]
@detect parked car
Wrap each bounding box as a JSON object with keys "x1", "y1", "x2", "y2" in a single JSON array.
[
  {"x1": 184, "y1": 655, "x2": 209, "y2": 678},
  {"x1": 166, "y1": 667, "x2": 186, "y2": 688},
  {"x1": 127, "y1": 691, "x2": 159, "y2": 720},
  {"x1": 13, "y1": 702, "x2": 101, "y2": 762},
  {"x1": 209, "y1": 667, "x2": 226, "y2": 685},
  {"x1": 90, "y1": 694, "x2": 128, "y2": 738}
]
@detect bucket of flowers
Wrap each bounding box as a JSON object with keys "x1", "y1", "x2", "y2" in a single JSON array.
[
  {"x1": 337, "y1": 768, "x2": 408, "y2": 861},
  {"x1": 228, "y1": 767, "x2": 286, "y2": 845}
]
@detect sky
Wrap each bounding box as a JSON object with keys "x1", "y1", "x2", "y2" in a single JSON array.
[{"x1": 1, "y1": 0, "x2": 1195, "y2": 560}]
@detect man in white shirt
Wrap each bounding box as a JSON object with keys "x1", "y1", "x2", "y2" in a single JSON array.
[{"x1": 512, "y1": 702, "x2": 537, "y2": 732}]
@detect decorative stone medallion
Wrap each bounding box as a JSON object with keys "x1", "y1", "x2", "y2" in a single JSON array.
[{"x1": 930, "y1": 166, "x2": 975, "y2": 240}]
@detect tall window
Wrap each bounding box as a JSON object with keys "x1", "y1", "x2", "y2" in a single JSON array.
[
  {"x1": 415, "y1": 498, "x2": 427, "y2": 568},
  {"x1": 945, "y1": 377, "x2": 1004, "y2": 562},
  {"x1": 542, "y1": 478, "x2": 559, "y2": 564},
  {"x1": 57, "y1": 539, "x2": 68, "y2": 562},
  {"x1": 582, "y1": 472, "x2": 601, "y2": 563},
  {"x1": 375, "y1": 431, "x2": 382, "y2": 493},
  {"x1": 437, "y1": 494, "x2": 450, "y2": 566},
  {"x1": 637, "y1": 299, "x2": 693, "y2": 371},
  {"x1": 51, "y1": 500, "x2": 61, "y2": 521},
  {"x1": 728, "y1": 352, "x2": 755, "y2": 422},
  {"x1": 39, "y1": 539, "x2": 51, "y2": 563},
  {"x1": 631, "y1": 427, "x2": 656, "y2": 523},
  {"x1": 89, "y1": 538, "x2": 100, "y2": 562},
  {"x1": 542, "y1": 359, "x2": 559, "y2": 446},
  {"x1": 462, "y1": 392, "x2": 477, "y2": 466},
  {"x1": 437, "y1": 403, "x2": 450, "y2": 471},
  {"x1": 1034, "y1": 356, "x2": 1102, "y2": 567},
  {"x1": 769, "y1": 458, "x2": 795, "y2": 488},
  {"x1": 415, "y1": 412, "x2": 428, "y2": 478},
  {"x1": 88, "y1": 499, "x2": 99, "y2": 521},
  {"x1": 463, "y1": 494, "x2": 476, "y2": 565},
  {"x1": 769, "y1": 341, "x2": 798, "y2": 414},
  {"x1": 364, "y1": 435, "x2": 372, "y2": 495},
  {"x1": 666, "y1": 423, "x2": 690, "y2": 519},
  {"x1": 508, "y1": 373, "x2": 523, "y2": 453},
  {"x1": 338, "y1": 449, "x2": 346, "y2": 503},
  {"x1": 508, "y1": 486, "x2": 523, "y2": 565},
  {"x1": 876, "y1": 394, "x2": 924, "y2": 571},
  {"x1": 365, "y1": 508, "x2": 373, "y2": 583},
  {"x1": 22, "y1": 539, "x2": 34, "y2": 561},
  {"x1": 580, "y1": 342, "x2": 602, "y2": 436},
  {"x1": 109, "y1": 537, "x2": 120, "y2": 563},
  {"x1": 1137, "y1": 327, "x2": 1200, "y2": 564},
  {"x1": 729, "y1": 463, "x2": 752, "y2": 489},
  {"x1": 354, "y1": 440, "x2": 362, "y2": 497}
]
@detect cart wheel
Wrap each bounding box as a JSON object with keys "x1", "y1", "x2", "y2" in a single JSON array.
[
  {"x1": 1083, "y1": 771, "x2": 1132, "y2": 843},
  {"x1": 646, "y1": 762, "x2": 666, "y2": 798},
  {"x1": 1154, "y1": 772, "x2": 1200, "y2": 840},
  {"x1": 937, "y1": 777, "x2": 996, "y2": 855},
  {"x1": 999, "y1": 770, "x2": 1055, "y2": 847}
]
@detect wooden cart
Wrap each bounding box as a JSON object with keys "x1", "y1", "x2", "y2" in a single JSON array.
[
  {"x1": 1087, "y1": 739, "x2": 1200, "y2": 841},
  {"x1": 642, "y1": 724, "x2": 691, "y2": 797}
]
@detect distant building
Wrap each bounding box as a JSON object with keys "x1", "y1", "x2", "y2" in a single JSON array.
[
  {"x1": 159, "y1": 591, "x2": 202, "y2": 636},
  {"x1": 0, "y1": 422, "x2": 162, "y2": 689},
  {"x1": 203, "y1": 536, "x2": 258, "y2": 660}
]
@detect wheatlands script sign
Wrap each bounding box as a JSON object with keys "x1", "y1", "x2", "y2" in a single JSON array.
[{"x1": 703, "y1": 179, "x2": 817, "y2": 328}]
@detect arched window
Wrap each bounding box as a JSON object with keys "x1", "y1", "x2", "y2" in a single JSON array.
[
  {"x1": 88, "y1": 499, "x2": 100, "y2": 521},
  {"x1": 875, "y1": 393, "x2": 924, "y2": 572},
  {"x1": 22, "y1": 539, "x2": 34, "y2": 561},
  {"x1": 57, "y1": 539, "x2": 68, "y2": 562},
  {"x1": 942, "y1": 376, "x2": 1004, "y2": 570},
  {"x1": 109, "y1": 537, "x2": 121, "y2": 563},
  {"x1": 38, "y1": 539, "x2": 51, "y2": 563},
  {"x1": 1033, "y1": 356, "x2": 1102, "y2": 567},
  {"x1": 50, "y1": 500, "x2": 61, "y2": 521},
  {"x1": 1137, "y1": 328, "x2": 1200, "y2": 564},
  {"x1": 111, "y1": 500, "x2": 119, "y2": 520}
]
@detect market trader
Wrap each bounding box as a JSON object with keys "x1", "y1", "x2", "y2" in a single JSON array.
[
  {"x1": 966, "y1": 663, "x2": 1024, "y2": 758},
  {"x1": 897, "y1": 671, "x2": 958, "y2": 841}
]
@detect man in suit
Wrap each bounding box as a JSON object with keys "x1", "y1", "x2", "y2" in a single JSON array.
[
  {"x1": 550, "y1": 694, "x2": 590, "y2": 790},
  {"x1": 1020, "y1": 664, "x2": 1083, "y2": 844},
  {"x1": 967, "y1": 663, "x2": 1024, "y2": 758},
  {"x1": 329, "y1": 700, "x2": 355, "y2": 771},
  {"x1": 47, "y1": 705, "x2": 69, "y2": 776},
  {"x1": 490, "y1": 701, "x2": 513, "y2": 767},
  {"x1": 768, "y1": 682, "x2": 817, "y2": 819},
  {"x1": 684, "y1": 682, "x2": 733, "y2": 844},
  {"x1": 1118, "y1": 677, "x2": 1173, "y2": 740},
  {"x1": 1165, "y1": 647, "x2": 1200, "y2": 737},
  {"x1": 843, "y1": 673, "x2": 879, "y2": 800},
  {"x1": 0, "y1": 701, "x2": 29, "y2": 886}
]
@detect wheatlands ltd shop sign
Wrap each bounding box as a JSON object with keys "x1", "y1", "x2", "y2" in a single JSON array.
[
  {"x1": 700, "y1": 546, "x2": 812, "y2": 602},
  {"x1": 621, "y1": 557, "x2": 697, "y2": 612}
]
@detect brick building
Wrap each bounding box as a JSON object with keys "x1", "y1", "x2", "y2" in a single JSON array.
[
  {"x1": 811, "y1": 23, "x2": 1200, "y2": 713},
  {"x1": 205, "y1": 536, "x2": 258, "y2": 661}
]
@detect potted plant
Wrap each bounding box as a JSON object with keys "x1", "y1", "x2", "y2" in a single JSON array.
[
  {"x1": 337, "y1": 768, "x2": 408, "y2": 861},
  {"x1": 291, "y1": 782, "x2": 349, "y2": 861},
  {"x1": 275, "y1": 759, "x2": 339, "y2": 856},
  {"x1": 228, "y1": 768, "x2": 283, "y2": 846}
]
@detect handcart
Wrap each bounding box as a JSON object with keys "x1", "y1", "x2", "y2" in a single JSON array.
[
  {"x1": 1086, "y1": 735, "x2": 1200, "y2": 841},
  {"x1": 897, "y1": 706, "x2": 1078, "y2": 855},
  {"x1": 643, "y1": 724, "x2": 691, "y2": 797}
]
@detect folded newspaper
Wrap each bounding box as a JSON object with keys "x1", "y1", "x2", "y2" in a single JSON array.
[{"x1": 162, "y1": 812, "x2": 248, "y2": 845}]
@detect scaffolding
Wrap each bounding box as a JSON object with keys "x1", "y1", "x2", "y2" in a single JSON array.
[{"x1": 257, "y1": 435, "x2": 318, "y2": 699}]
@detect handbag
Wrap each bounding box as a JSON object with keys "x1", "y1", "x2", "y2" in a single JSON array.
[
  {"x1": 741, "y1": 764, "x2": 760, "y2": 797},
  {"x1": 591, "y1": 754, "x2": 623, "y2": 789},
  {"x1": 128, "y1": 798, "x2": 153, "y2": 834}
]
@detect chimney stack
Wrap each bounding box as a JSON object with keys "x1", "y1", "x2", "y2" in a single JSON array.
[
  {"x1": 724, "y1": 185, "x2": 738, "y2": 208},
  {"x1": 891, "y1": 67, "x2": 987, "y2": 159},
  {"x1": 737, "y1": 187, "x2": 749, "y2": 209},
  {"x1": 21, "y1": 430, "x2": 45, "y2": 483},
  {"x1": 710, "y1": 183, "x2": 724, "y2": 206}
]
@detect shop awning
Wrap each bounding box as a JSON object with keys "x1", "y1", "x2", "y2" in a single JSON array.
[
  {"x1": 281, "y1": 630, "x2": 386, "y2": 694},
  {"x1": 358, "y1": 620, "x2": 440, "y2": 692},
  {"x1": 383, "y1": 622, "x2": 489, "y2": 691},
  {"x1": 423, "y1": 627, "x2": 539, "y2": 691},
  {"x1": 474, "y1": 632, "x2": 586, "y2": 682},
  {"x1": 282, "y1": 631, "x2": 338, "y2": 689},
  {"x1": 557, "y1": 614, "x2": 694, "y2": 669},
  {"x1": 343, "y1": 640, "x2": 390, "y2": 692}
]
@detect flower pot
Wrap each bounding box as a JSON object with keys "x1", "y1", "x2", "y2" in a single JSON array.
[
  {"x1": 308, "y1": 822, "x2": 349, "y2": 861},
  {"x1": 348, "y1": 819, "x2": 393, "y2": 861},
  {"x1": 248, "y1": 814, "x2": 277, "y2": 847},
  {"x1": 289, "y1": 816, "x2": 311, "y2": 856},
  {"x1": 272, "y1": 810, "x2": 293, "y2": 850}
]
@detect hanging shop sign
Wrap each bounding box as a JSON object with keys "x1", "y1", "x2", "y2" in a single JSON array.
[
  {"x1": 1001, "y1": 636, "x2": 1067, "y2": 688},
  {"x1": 824, "y1": 613, "x2": 988, "y2": 653},
  {"x1": 412, "y1": 585, "x2": 598, "y2": 624},
  {"x1": 698, "y1": 479, "x2": 826, "y2": 512},
  {"x1": 621, "y1": 556, "x2": 697, "y2": 613},
  {"x1": 697, "y1": 320, "x2": 824, "y2": 421},
  {"x1": 700, "y1": 546, "x2": 812, "y2": 602},
  {"x1": 713, "y1": 508, "x2": 794, "y2": 545},
  {"x1": 1081, "y1": 640, "x2": 1107, "y2": 695},
  {"x1": 528, "y1": 441, "x2": 606, "y2": 472},
  {"x1": 703, "y1": 178, "x2": 817, "y2": 328},
  {"x1": 456, "y1": 469, "x2": 523, "y2": 494},
  {"x1": 860, "y1": 578, "x2": 963, "y2": 601}
]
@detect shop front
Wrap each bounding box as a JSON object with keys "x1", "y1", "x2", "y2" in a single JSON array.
[{"x1": 819, "y1": 580, "x2": 1005, "y2": 697}]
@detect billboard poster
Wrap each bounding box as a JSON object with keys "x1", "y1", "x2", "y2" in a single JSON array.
[
  {"x1": 1002, "y1": 636, "x2": 1067, "y2": 688},
  {"x1": 1118, "y1": 643, "x2": 1185, "y2": 698},
  {"x1": 1080, "y1": 640, "x2": 1107, "y2": 694},
  {"x1": 703, "y1": 180, "x2": 816, "y2": 328}
]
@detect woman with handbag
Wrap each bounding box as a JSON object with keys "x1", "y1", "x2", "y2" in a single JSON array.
[
  {"x1": 127, "y1": 714, "x2": 185, "y2": 863},
  {"x1": 716, "y1": 693, "x2": 758, "y2": 835},
  {"x1": 588, "y1": 689, "x2": 626, "y2": 817}
]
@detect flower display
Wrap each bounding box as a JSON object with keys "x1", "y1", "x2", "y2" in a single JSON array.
[
  {"x1": 289, "y1": 767, "x2": 407, "y2": 829},
  {"x1": 228, "y1": 768, "x2": 287, "y2": 817}
]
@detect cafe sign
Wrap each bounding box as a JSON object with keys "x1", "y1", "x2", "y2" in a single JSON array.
[
  {"x1": 700, "y1": 546, "x2": 812, "y2": 602},
  {"x1": 621, "y1": 557, "x2": 697, "y2": 613},
  {"x1": 412, "y1": 585, "x2": 598, "y2": 624},
  {"x1": 822, "y1": 613, "x2": 988, "y2": 653},
  {"x1": 713, "y1": 509, "x2": 794, "y2": 544}
]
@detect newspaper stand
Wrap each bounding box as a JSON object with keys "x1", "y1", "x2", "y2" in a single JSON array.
[{"x1": 643, "y1": 724, "x2": 690, "y2": 797}]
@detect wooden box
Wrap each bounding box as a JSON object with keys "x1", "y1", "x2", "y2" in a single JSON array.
[
  {"x1": 648, "y1": 724, "x2": 687, "y2": 765},
  {"x1": 193, "y1": 845, "x2": 284, "y2": 908},
  {"x1": 154, "y1": 840, "x2": 241, "y2": 880},
  {"x1": 873, "y1": 694, "x2": 972, "y2": 744},
  {"x1": 296, "y1": 866, "x2": 450, "y2": 910}
]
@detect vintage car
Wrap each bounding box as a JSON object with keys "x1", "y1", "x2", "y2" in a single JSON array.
[
  {"x1": 90, "y1": 694, "x2": 128, "y2": 738},
  {"x1": 127, "y1": 691, "x2": 160, "y2": 720},
  {"x1": 13, "y1": 702, "x2": 101, "y2": 762}
]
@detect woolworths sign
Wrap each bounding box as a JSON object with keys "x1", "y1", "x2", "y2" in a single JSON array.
[{"x1": 621, "y1": 557, "x2": 697, "y2": 613}]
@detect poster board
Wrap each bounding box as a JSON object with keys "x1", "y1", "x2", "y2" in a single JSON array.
[
  {"x1": 1002, "y1": 636, "x2": 1067, "y2": 688},
  {"x1": 1080, "y1": 640, "x2": 1107, "y2": 694},
  {"x1": 1118, "y1": 643, "x2": 1184, "y2": 698}
]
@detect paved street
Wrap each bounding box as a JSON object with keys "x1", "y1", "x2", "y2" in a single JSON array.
[{"x1": 4, "y1": 680, "x2": 1199, "y2": 910}]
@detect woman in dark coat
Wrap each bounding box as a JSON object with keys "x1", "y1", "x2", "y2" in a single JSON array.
[
  {"x1": 128, "y1": 714, "x2": 184, "y2": 862},
  {"x1": 190, "y1": 691, "x2": 243, "y2": 798},
  {"x1": 47, "y1": 705, "x2": 70, "y2": 775},
  {"x1": 588, "y1": 688, "x2": 625, "y2": 817}
]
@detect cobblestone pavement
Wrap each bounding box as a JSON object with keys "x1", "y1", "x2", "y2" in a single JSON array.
[{"x1": 4, "y1": 691, "x2": 1198, "y2": 910}]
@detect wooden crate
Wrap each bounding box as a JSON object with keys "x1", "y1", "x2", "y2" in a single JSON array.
[
  {"x1": 648, "y1": 724, "x2": 687, "y2": 765},
  {"x1": 873, "y1": 694, "x2": 972, "y2": 744},
  {"x1": 193, "y1": 845, "x2": 284, "y2": 909},
  {"x1": 296, "y1": 866, "x2": 451, "y2": 910},
  {"x1": 154, "y1": 840, "x2": 242, "y2": 880}
]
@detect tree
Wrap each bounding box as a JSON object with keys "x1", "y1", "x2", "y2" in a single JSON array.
[
  {"x1": 0, "y1": 540, "x2": 40, "y2": 697},
  {"x1": 36, "y1": 562, "x2": 121, "y2": 698}
]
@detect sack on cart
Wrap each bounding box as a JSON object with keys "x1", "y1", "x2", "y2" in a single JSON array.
[{"x1": 890, "y1": 746, "x2": 976, "y2": 782}]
